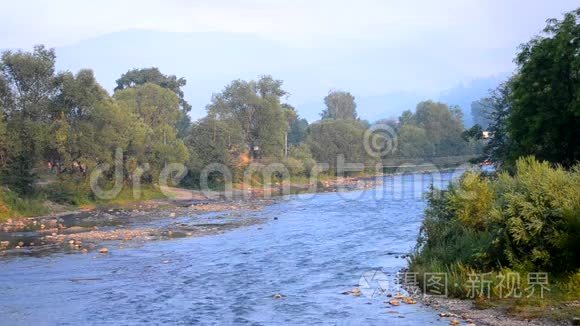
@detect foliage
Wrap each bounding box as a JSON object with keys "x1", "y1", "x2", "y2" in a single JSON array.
[
  {"x1": 470, "y1": 99, "x2": 491, "y2": 130},
  {"x1": 320, "y1": 90, "x2": 358, "y2": 120},
  {"x1": 205, "y1": 76, "x2": 289, "y2": 159},
  {"x1": 115, "y1": 67, "x2": 191, "y2": 112},
  {"x1": 508, "y1": 10, "x2": 580, "y2": 168},
  {"x1": 480, "y1": 9, "x2": 580, "y2": 169},
  {"x1": 413, "y1": 157, "x2": 580, "y2": 285},
  {"x1": 394, "y1": 101, "x2": 471, "y2": 159},
  {"x1": 0, "y1": 45, "x2": 57, "y2": 193},
  {"x1": 0, "y1": 187, "x2": 47, "y2": 220},
  {"x1": 494, "y1": 158, "x2": 580, "y2": 273},
  {"x1": 0, "y1": 45, "x2": 478, "y2": 213},
  {"x1": 307, "y1": 119, "x2": 370, "y2": 172}
]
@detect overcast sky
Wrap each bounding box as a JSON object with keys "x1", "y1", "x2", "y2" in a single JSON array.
[
  {"x1": 1, "y1": 1, "x2": 578, "y2": 121},
  {"x1": 1, "y1": 0, "x2": 577, "y2": 49}
]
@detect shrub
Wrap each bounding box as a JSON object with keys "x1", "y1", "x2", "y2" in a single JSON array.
[
  {"x1": 43, "y1": 178, "x2": 91, "y2": 205},
  {"x1": 413, "y1": 156, "x2": 580, "y2": 290}
]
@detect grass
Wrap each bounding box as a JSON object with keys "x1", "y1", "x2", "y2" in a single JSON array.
[
  {"x1": 0, "y1": 182, "x2": 168, "y2": 221},
  {"x1": 0, "y1": 187, "x2": 48, "y2": 220}
]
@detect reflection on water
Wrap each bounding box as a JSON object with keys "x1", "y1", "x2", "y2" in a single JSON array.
[{"x1": 0, "y1": 172, "x2": 460, "y2": 325}]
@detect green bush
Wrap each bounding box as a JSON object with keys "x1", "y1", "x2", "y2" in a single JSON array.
[
  {"x1": 43, "y1": 178, "x2": 91, "y2": 205},
  {"x1": 412, "y1": 156, "x2": 580, "y2": 295},
  {"x1": 0, "y1": 187, "x2": 47, "y2": 219},
  {"x1": 494, "y1": 157, "x2": 580, "y2": 274}
]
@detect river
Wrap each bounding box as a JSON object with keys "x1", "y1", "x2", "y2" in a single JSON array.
[{"x1": 0, "y1": 171, "x2": 462, "y2": 325}]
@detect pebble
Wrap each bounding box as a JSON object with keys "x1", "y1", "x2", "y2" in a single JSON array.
[{"x1": 98, "y1": 247, "x2": 109, "y2": 254}]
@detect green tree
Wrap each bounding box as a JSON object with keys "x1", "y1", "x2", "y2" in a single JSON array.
[
  {"x1": 307, "y1": 119, "x2": 368, "y2": 172},
  {"x1": 205, "y1": 75, "x2": 288, "y2": 158},
  {"x1": 46, "y1": 69, "x2": 109, "y2": 174},
  {"x1": 507, "y1": 9, "x2": 580, "y2": 167},
  {"x1": 115, "y1": 67, "x2": 191, "y2": 112},
  {"x1": 470, "y1": 99, "x2": 491, "y2": 130},
  {"x1": 321, "y1": 90, "x2": 358, "y2": 120},
  {"x1": 0, "y1": 45, "x2": 57, "y2": 192},
  {"x1": 187, "y1": 117, "x2": 245, "y2": 172},
  {"x1": 114, "y1": 83, "x2": 188, "y2": 179},
  {"x1": 414, "y1": 101, "x2": 467, "y2": 156},
  {"x1": 481, "y1": 80, "x2": 513, "y2": 166},
  {"x1": 397, "y1": 124, "x2": 434, "y2": 158},
  {"x1": 0, "y1": 106, "x2": 11, "y2": 175}
]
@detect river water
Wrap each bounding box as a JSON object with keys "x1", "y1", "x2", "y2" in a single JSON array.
[{"x1": 0, "y1": 171, "x2": 462, "y2": 325}]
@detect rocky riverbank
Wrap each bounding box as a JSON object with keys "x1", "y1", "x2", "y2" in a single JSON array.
[
  {"x1": 0, "y1": 174, "x2": 386, "y2": 257},
  {"x1": 0, "y1": 198, "x2": 271, "y2": 257},
  {"x1": 419, "y1": 295, "x2": 579, "y2": 326}
]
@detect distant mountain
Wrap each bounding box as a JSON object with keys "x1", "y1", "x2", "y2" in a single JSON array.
[
  {"x1": 52, "y1": 29, "x2": 508, "y2": 124},
  {"x1": 437, "y1": 76, "x2": 508, "y2": 126}
]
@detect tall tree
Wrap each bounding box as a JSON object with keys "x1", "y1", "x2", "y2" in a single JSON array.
[
  {"x1": 470, "y1": 99, "x2": 492, "y2": 130},
  {"x1": 508, "y1": 9, "x2": 580, "y2": 167},
  {"x1": 205, "y1": 75, "x2": 288, "y2": 158},
  {"x1": 46, "y1": 69, "x2": 109, "y2": 174},
  {"x1": 414, "y1": 101, "x2": 467, "y2": 156},
  {"x1": 0, "y1": 45, "x2": 58, "y2": 192},
  {"x1": 321, "y1": 90, "x2": 358, "y2": 120},
  {"x1": 114, "y1": 83, "x2": 189, "y2": 178},
  {"x1": 115, "y1": 67, "x2": 191, "y2": 112},
  {"x1": 307, "y1": 119, "x2": 368, "y2": 171},
  {"x1": 482, "y1": 80, "x2": 513, "y2": 166}
]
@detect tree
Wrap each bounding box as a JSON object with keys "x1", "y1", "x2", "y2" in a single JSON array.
[
  {"x1": 282, "y1": 103, "x2": 308, "y2": 146},
  {"x1": 507, "y1": 9, "x2": 580, "y2": 167},
  {"x1": 399, "y1": 110, "x2": 414, "y2": 125},
  {"x1": 289, "y1": 117, "x2": 308, "y2": 145},
  {"x1": 0, "y1": 106, "x2": 11, "y2": 175},
  {"x1": 0, "y1": 45, "x2": 58, "y2": 192},
  {"x1": 114, "y1": 83, "x2": 188, "y2": 178},
  {"x1": 414, "y1": 101, "x2": 467, "y2": 156},
  {"x1": 187, "y1": 117, "x2": 245, "y2": 172},
  {"x1": 307, "y1": 119, "x2": 368, "y2": 171},
  {"x1": 398, "y1": 125, "x2": 435, "y2": 158},
  {"x1": 470, "y1": 99, "x2": 491, "y2": 130},
  {"x1": 482, "y1": 80, "x2": 513, "y2": 166},
  {"x1": 115, "y1": 67, "x2": 191, "y2": 112},
  {"x1": 205, "y1": 76, "x2": 288, "y2": 158},
  {"x1": 321, "y1": 90, "x2": 358, "y2": 120},
  {"x1": 46, "y1": 69, "x2": 109, "y2": 174}
]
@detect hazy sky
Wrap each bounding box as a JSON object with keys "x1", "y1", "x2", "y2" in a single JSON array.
[
  {"x1": 1, "y1": 1, "x2": 577, "y2": 121},
  {"x1": 2, "y1": 0, "x2": 577, "y2": 49}
]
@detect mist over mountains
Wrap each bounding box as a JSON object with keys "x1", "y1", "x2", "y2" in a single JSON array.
[{"x1": 52, "y1": 29, "x2": 507, "y2": 125}]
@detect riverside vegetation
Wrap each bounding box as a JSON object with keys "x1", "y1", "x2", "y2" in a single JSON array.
[
  {"x1": 0, "y1": 46, "x2": 478, "y2": 220},
  {"x1": 410, "y1": 9, "x2": 580, "y2": 322}
]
